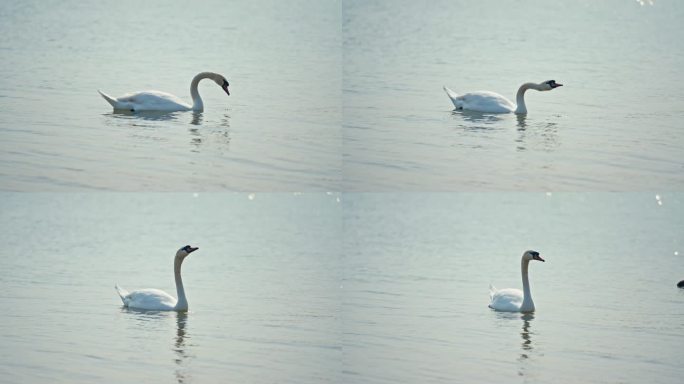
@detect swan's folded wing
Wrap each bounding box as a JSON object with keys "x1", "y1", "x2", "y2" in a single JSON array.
[
  {"x1": 489, "y1": 288, "x2": 524, "y2": 311},
  {"x1": 124, "y1": 288, "x2": 177, "y2": 310},
  {"x1": 460, "y1": 91, "x2": 515, "y2": 113},
  {"x1": 119, "y1": 91, "x2": 188, "y2": 109}
]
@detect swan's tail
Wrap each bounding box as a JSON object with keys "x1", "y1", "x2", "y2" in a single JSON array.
[
  {"x1": 98, "y1": 90, "x2": 119, "y2": 108},
  {"x1": 443, "y1": 86, "x2": 462, "y2": 108},
  {"x1": 115, "y1": 284, "x2": 129, "y2": 304},
  {"x1": 488, "y1": 284, "x2": 497, "y2": 300}
]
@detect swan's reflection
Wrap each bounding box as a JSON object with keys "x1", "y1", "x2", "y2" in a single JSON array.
[
  {"x1": 515, "y1": 117, "x2": 559, "y2": 152},
  {"x1": 102, "y1": 110, "x2": 184, "y2": 143},
  {"x1": 451, "y1": 110, "x2": 504, "y2": 126},
  {"x1": 189, "y1": 127, "x2": 203, "y2": 152},
  {"x1": 174, "y1": 312, "x2": 191, "y2": 384},
  {"x1": 187, "y1": 112, "x2": 232, "y2": 151},
  {"x1": 105, "y1": 110, "x2": 183, "y2": 123},
  {"x1": 188, "y1": 127, "x2": 232, "y2": 152},
  {"x1": 121, "y1": 309, "x2": 193, "y2": 383},
  {"x1": 188, "y1": 110, "x2": 231, "y2": 127},
  {"x1": 190, "y1": 112, "x2": 203, "y2": 126},
  {"x1": 516, "y1": 114, "x2": 528, "y2": 129},
  {"x1": 121, "y1": 307, "x2": 170, "y2": 319},
  {"x1": 103, "y1": 109, "x2": 232, "y2": 153},
  {"x1": 518, "y1": 313, "x2": 535, "y2": 377},
  {"x1": 519, "y1": 313, "x2": 534, "y2": 357}
]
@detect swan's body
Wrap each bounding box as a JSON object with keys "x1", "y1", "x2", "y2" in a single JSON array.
[
  {"x1": 489, "y1": 250, "x2": 545, "y2": 313},
  {"x1": 99, "y1": 72, "x2": 229, "y2": 112},
  {"x1": 115, "y1": 245, "x2": 198, "y2": 311},
  {"x1": 115, "y1": 286, "x2": 179, "y2": 311},
  {"x1": 444, "y1": 80, "x2": 562, "y2": 114},
  {"x1": 99, "y1": 90, "x2": 194, "y2": 112}
]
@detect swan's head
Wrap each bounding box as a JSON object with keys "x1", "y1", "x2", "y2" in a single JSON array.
[
  {"x1": 212, "y1": 74, "x2": 230, "y2": 96},
  {"x1": 541, "y1": 80, "x2": 562, "y2": 91},
  {"x1": 523, "y1": 250, "x2": 545, "y2": 262},
  {"x1": 176, "y1": 245, "x2": 199, "y2": 259}
]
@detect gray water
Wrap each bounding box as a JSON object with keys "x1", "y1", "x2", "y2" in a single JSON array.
[
  {"x1": 343, "y1": 0, "x2": 684, "y2": 190},
  {"x1": 0, "y1": 193, "x2": 341, "y2": 383},
  {"x1": 0, "y1": 0, "x2": 341, "y2": 191},
  {"x1": 343, "y1": 193, "x2": 684, "y2": 383},
  {"x1": 2, "y1": 193, "x2": 682, "y2": 383},
  {"x1": 2, "y1": 0, "x2": 684, "y2": 383},
  {"x1": 3, "y1": 1, "x2": 683, "y2": 192}
]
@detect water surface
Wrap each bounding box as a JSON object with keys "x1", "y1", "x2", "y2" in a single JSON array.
[
  {"x1": 343, "y1": 193, "x2": 684, "y2": 383},
  {"x1": 0, "y1": 1, "x2": 341, "y2": 191},
  {"x1": 343, "y1": 0, "x2": 684, "y2": 190},
  {"x1": 0, "y1": 193, "x2": 341, "y2": 383},
  {"x1": 2, "y1": 193, "x2": 682, "y2": 383}
]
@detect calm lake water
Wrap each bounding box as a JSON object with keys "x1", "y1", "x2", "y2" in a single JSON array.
[
  {"x1": 2, "y1": 0, "x2": 683, "y2": 383},
  {"x1": 343, "y1": 0, "x2": 684, "y2": 190},
  {"x1": 0, "y1": 193, "x2": 341, "y2": 383},
  {"x1": 343, "y1": 193, "x2": 684, "y2": 383},
  {"x1": 0, "y1": 1, "x2": 341, "y2": 191},
  {"x1": 3, "y1": 1, "x2": 682, "y2": 192},
  {"x1": 2, "y1": 193, "x2": 682, "y2": 383}
]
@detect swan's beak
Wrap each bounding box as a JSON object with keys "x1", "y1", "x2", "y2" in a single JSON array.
[
  {"x1": 221, "y1": 80, "x2": 230, "y2": 96},
  {"x1": 553, "y1": 83, "x2": 563, "y2": 88},
  {"x1": 188, "y1": 247, "x2": 199, "y2": 253},
  {"x1": 534, "y1": 254, "x2": 545, "y2": 262}
]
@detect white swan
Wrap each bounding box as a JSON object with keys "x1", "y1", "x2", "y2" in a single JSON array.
[
  {"x1": 99, "y1": 72, "x2": 229, "y2": 112},
  {"x1": 444, "y1": 80, "x2": 562, "y2": 114},
  {"x1": 115, "y1": 245, "x2": 198, "y2": 311},
  {"x1": 489, "y1": 250, "x2": 545, "y2": 313}
]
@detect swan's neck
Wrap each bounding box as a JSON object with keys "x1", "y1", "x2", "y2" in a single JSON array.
[
  {"x1": 514, "y1": 83, "x2": 543, "y2": 114},
  {"x1": 174, "y1": 257, "x2": 188, "y2": 311},
  {"x1": 520, "y1": 259, "x2": 535, "y2": 312},
  {"x1": 190, "y1": 72, "x2": 215, "y2": 112}
]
